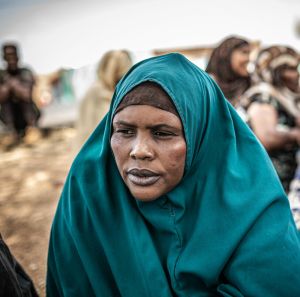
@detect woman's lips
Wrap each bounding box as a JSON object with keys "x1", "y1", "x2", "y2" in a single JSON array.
[{"x1": 127, "y1": 169, "x2": 160, "y2": 186}]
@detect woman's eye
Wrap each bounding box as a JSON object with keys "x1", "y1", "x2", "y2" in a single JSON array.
[
  {"x1": 153, "y1": 131, "x2": 174, "y2": 137},
  {"x1": 116, "y1": 129, "x2": 135, "y2": 135}
]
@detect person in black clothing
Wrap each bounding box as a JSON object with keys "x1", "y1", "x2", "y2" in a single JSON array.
[{"x1": 0, "y1": 233, "x2": 39, "y2": 297}]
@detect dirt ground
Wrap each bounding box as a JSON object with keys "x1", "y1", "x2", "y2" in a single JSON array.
[{"x1": 0, "y1": 127, "x2": 77, "y2": 296}]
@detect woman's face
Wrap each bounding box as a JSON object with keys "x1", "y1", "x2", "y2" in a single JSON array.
[
  {"x1": 230, "y1": 45, "x2": 250, "y2": 77},
  {"x1": 111, "y1": 105, "x2": 186, "y2": 201},
  {"x1": 280, "y1": 66, "x2": 299, "y2": 92},
  {"x1": 4, "y1": 48, "x2": 19, "y2": 72}
]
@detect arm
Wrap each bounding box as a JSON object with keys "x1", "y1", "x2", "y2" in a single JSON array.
[
  {"x1": 0, "y1": 83, "x2": 10, "y2": 103},
  {"x1": 0, "y1": 71, "x2": 10, "y2": 103},
  {"x1": 9, "y1": 76, "x2": 33, "y2": 102},
  {"x1": 248, "y1": 102, "x2": 300, "y2": 150}
]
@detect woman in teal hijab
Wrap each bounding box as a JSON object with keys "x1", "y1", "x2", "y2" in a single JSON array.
[{"x1": 47, "y1": 53, "x2": 300, "y2": 296}]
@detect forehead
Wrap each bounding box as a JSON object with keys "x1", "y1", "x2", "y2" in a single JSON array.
[
  {"x1": 113, "y1": 105, "x2": 182, "y2": 127},
  {"x1": 232, "y1": 44, "x2": 250, "y2": 53},
  {"x1": 283, "y1": 65, "x2": 299, "y2": 71},
  {"x1": 4, "y1": 47, "x2": 17, "y2": 55}
]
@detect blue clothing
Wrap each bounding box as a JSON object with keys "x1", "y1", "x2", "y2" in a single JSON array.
[{"x1": 47, "y1": 53, "x2": 300, "y2": 297}]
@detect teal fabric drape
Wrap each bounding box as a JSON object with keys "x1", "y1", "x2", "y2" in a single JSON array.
[{"x1": 47, "y1": 53, "x2": 300, "y2": 297}]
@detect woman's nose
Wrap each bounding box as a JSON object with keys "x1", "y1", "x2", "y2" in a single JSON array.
[{"x1": 130, "y1": 137, "x2": 154, "y2": 160}]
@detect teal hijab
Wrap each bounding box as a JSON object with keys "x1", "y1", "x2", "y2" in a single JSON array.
[{"x1": 47, "y1": 53, "x2": 300, "y2": 297}]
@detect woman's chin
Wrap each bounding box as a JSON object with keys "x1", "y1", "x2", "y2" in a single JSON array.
[{"x1": 129, "y1": 188, "x2": 161, "y2": 202}]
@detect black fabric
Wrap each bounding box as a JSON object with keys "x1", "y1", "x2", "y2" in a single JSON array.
[{"x1": 0, "y1": 234, "x2": 39, "y2": 297}]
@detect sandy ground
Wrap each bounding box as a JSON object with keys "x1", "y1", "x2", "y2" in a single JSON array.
[{"x1": 0, "y1": 128, "x2": 77, "y2": 296}]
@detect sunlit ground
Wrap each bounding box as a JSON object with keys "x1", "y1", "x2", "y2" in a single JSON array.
[{"x1": 0, "y1": 127, "x2": 77, "y2": 296}]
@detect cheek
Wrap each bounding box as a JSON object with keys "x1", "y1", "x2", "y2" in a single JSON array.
[
  {"x1": 111, "y1": 136, "x2": 128, "y2": 167},
  {"x1": 236, "y1": 59, "x2": 244, "y2": 68},
  {"x1": 241, "y1": 55, "x2": 250, "y2": 68},
  {"x1": 286, "y1": 72, "x2": 299, "y2": 82},
  {"x1": 165, "y1": 142, "x2": 187, "y2": 172},
  {"x1": 230, "y1": 59, "x2": 238, "y2": 71}
]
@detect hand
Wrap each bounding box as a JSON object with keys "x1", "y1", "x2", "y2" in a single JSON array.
[
  {"x1": 6, "y1": 77, "x2": 31, "y2": 100},
  {"x1": 7, "y1": 77, "x2": 22, "y2": 90}
]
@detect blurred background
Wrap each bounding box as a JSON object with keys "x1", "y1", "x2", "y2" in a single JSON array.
[
  {"x1": 0, "y1": 0, "x2": 299, "y2": 296},
  {"x1": 1, "y1": 0, "x2": 299, "y2": 127}
]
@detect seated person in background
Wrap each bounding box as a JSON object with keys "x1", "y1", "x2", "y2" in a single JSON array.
[
  {"x1": 76, "y1": 49, "x2": 132, "y2": 149},
  {"x1": 47, "y1": 53, "x2": 300, "y2": 297},
  {"x1": 0, "y1": 43, "x2": 40, "y2": 147},
  {"x1": 205, "y1": 36, "x2": 251, "y2": 109},
  {"x1": 244, "y1": 46, "x2": 300, "y2": 192}
]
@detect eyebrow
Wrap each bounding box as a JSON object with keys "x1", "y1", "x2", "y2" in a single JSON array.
[{"x1": 113, "y1": 120, "x2": 179, "y2": 130}]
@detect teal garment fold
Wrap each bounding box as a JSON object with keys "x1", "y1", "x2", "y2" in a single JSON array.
[{"x1": 47, "y1": 53, "x2": 300, "y2": 297}]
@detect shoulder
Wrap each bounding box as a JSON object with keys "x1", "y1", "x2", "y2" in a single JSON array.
[
  {"x1": 248, "y1": 101, "x2": 277, "y2": 118},
  {"x1": 19, "y1": 67, "x2": 35, "y2": 82},
  {"x1": 245, "y1": 83, "x2": 278, "y2": 108},
  {"x1": 20, "y1": 67, "x2": 34, "y2": 76},
  {"x1": 207, "y1": 73, "x2": 218, "y2": 83},
  {"x1": 0, "y1": 69, "x2": 7, "y2": 81}
]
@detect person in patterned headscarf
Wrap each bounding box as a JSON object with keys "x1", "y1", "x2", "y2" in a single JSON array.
[
  {"x1": 206, "y1": 36, "x2": 251, "y2": 107},
  {"x1": 244, "y1": 45, "x2": 300, "y2": 192}
]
